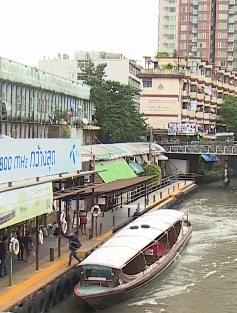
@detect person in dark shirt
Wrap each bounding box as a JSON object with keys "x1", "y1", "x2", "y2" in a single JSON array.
[
  {"x1": 23, "y1": 232, "x2": 33, "y2": 263},
  {"x1": 65, "y1": 231, "x2": 82, "y2": 266},
  {"x1": 16, "y1": 230, "x2": 24, "y2": 260},
  {"x1": 0, "y1": 236, "x2": 8, "y2": 277}
]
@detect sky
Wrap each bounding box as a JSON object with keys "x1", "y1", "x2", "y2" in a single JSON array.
[{"x1": 1, "y1": 0, "x2": 158, "y2": 67}]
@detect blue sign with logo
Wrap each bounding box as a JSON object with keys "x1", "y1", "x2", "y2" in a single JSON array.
[{"x1": 0, "y1": 139, "x2": 81, "y2": 184}]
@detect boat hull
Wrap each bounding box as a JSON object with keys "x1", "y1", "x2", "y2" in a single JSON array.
[{"x1": 74, "y1": 227, "x2": 192, "y2": 310}]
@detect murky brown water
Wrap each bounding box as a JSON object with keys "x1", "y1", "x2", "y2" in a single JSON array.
[{"x1": 52, "y1": 186, "x2": 237, "y2": 313}]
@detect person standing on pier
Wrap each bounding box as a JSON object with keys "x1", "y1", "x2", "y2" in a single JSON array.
[
  {"x1": 0, "y1": 236, "x2": 8, "y2": 277},
  {"x1": 66, "y1": 231, "x2": 82, "y2": 266}
]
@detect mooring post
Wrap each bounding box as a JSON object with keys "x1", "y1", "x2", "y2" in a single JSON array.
[
  {"x1": 128, "y1": 207, "x2": 130, "y2": 217},
  {"x1": 160, "y1": 192, "x2": 162, "y2": 199},
  {"x1": 153, "y1": 195, "x2": 156, "y2": 202},
  {"x1": 113, "y1": 216, "x2": 115, "y2": 226},
  {"x1": 99, "y1": 223, "x2": 103, "y2": 235},
  {"x1": 36, "y1": 216, "x2": 39, "y2": 270},
  {"x1": 88, "y1": 228, "x2": 93, "y2": 239},
  {"x1": 168, "y1": 188, "x2": 170, "y2": 194},
  {"x1": 173, "y1": 185, "x2": 175, "y2": 192}
]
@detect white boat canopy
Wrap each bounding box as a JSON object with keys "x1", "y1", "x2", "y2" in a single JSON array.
[{"x1": 80, "y1": 209, "x2": 185, "y2": 270}]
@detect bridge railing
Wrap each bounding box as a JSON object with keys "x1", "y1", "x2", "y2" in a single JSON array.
[{"x1": 164, "y1": 144, "x2": 237, "y2": 155}]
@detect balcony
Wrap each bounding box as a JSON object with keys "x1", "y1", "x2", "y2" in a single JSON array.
[
  {"x1": 192, "y1": 28, "x2": 197, "y2": 33},
  {"x1": 193, "y1": 10, "x2": 198, "y2": 15},
  {"x1": 192, "y1": 46, "x2": 197, "y2": 52},
  {"x1": 217, "y1": 81, "x2": 223, "y2": 88},
  {"x1": 182, "y1": 109, "x2": 188, "y2": 116},
  {"x1": 192, "y1": 37, "x2": 197, "y2": 42},
  {"x1": 230, "y1": 0, "x2": 235, "y2": 4},
  {"x1": 197, "y1": 93, "x2": 205, "y2": 100},
  {"x1": 228, "y1": 46, "x2": 234, "y2": 52},
  {"x1": 229, "y1": 9, "x2": 235, "y2": 15},
  {"x1": 228, "y1": 56, "x2": 234, "y2": 61},
  {"x1": 228, "y1": 37, "x2": 234, "y2": 42},
  {"x1": 189, "y1": 110, "x2": 196, "y2": 118},
  {"x1": 192, "y1": 19, "x2": 197, "y2": 24},
  {"x1": 204, "y1": 113, "x2": 210, "y2": 120},
  {"x1": 211, "y1": 96, "x2": 217, "y2": 103},
  {"x1": 217, "y1": 98, "x2": 223, "y2": 105},
  {"x1": 205, "y1": 76, "x2": 212, "y2": 84},
  {"x1": 229, "y1": 28, "x2": 234, "y2": 33},
  {"x1": 196, "y1": 112, "x2": 203, "y2": 119},
  {"x1": 210, "y1": 114, "x2": 217, "y2": 121},
  {"x1": 216, "y1": 115, "x2": 222, "y2": 121},
  {"x1": 182, "y1": 90, "x2": 189, "y2": 97},
  {"x1": 205, "y1": 95, "x2": 211, "y2": 102},
  {"x1": 190, "y1": 91, "x2": 197, "y2": 98},
  {"x1": 229, "y1": 19, "x2": 234, "y2": 24}
]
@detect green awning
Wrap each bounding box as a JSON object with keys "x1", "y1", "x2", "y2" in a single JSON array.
[
  {"x1": 95, "y1": 159, "x2": 137, "y2": 183},
  {"x1": 129, "y1": 162, "x2": 144, "y2": 174}
]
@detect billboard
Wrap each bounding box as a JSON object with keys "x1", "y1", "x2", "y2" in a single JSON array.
[
  {"x1": 0, "y1": 139, "x2": 81, "y2": 184},
  {"x1": 168, "y1": 123, "x2": 197, "y2": 135},
  {"x1": 0, "y1": 182, "x2": 53, "y2": 230},
  {"x1": 140, "y1": 97, "x2": 179, "y2": 115}
]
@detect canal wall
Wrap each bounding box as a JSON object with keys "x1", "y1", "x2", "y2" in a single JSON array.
[{"x1": 2, "y1": 181, "x2": 198, "y2": 313}]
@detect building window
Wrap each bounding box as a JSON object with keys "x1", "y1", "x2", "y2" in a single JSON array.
[
  {"x1": 142, "y1": 78, "x2": 152, "y2": 88},
  {"x1": 219, "y1": 14, "x2": 228, "y2": 20},
  {"x1": 218, "y1": 51, "x2": 227, "y2": 57},
  {"x1": 167, "y1": 43, "x2": 176, "y2": 49},
  {"x1": 77, "y1": 73, "x2": 85, "y2": 81},
  {"x1": 217, "y1": 61, "x2": 226, "y2": 67},
  {"x1": 180, "y1": 43, "x2": 186, "y2": 49},
  {"x1": 198, "y1": 14, "x2": 207, "y2": 20},
  {"x1": 219, "y1": 23, "x2": 228, "y2": 29},
  {"x1": 167, "y1": 16, "x2": 176, "y2": 21},
  {"x1": 167, "y1": 25, "x2": 176, "y2": 30},
  {"x1": 181, "y1": 34, "x2": 187, "y2": 40},
  {"x1": 169, "y1": 7, "x2": 176, "y2": 12},
  {"x1": 197, "y1": 33, "x2": 206, "y2": 39},
  {"x1": 218, "y1": 41, "x2": 227, "y2": 48},
  {"x1": 181, "y1": 25, "x2": 187, "y2": 31},
  {"x1": 198, "y1": 23, "x2": 206, "y2": 29},
  {"x1": 167, "y1": 34, "x2": 176, "y2": 40},
  {"x1": 218, "y1": 32, "x2": 227, "y2": 39},
  {"x1": 181, "y1": 6, "x2": 187, "y2": 13},
  {"x1": 77, "y1": 60, "x2": 89, "y2": 70},
  {"x1": 197, "y1": 42, "x2": 206, "y2": 48},
  {"x1": 219, "y1": 4, "x2": 228, "y2": 10},
  {"x1": 198, "y1": 5, "x2": 207, "y2": 10},
  {"x1": 168, "y1": 0, "x2": 177, "y2": 3},
  {"x1": 181, "y1": 16, "x2": 187, "y2": 22}
]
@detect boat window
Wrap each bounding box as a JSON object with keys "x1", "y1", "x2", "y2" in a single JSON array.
[
  {"x1": 82, "y1": 265, "x2": 112, "y2": 280},
  {"x1": 123, "y1": 253, "x2": 146, "y2": 275}
]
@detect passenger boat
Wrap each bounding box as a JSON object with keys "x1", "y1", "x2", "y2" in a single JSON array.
[{"x1": 74, "y1": 209, "x2": 192, "y2": 310}]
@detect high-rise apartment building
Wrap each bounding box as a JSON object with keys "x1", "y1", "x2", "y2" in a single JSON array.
[{"x1": 158, "y1": 0, "x2": 237, "y2": 71}]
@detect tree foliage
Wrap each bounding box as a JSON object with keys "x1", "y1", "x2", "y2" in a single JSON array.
[
  {"x1": 83, "y1": 61, "x2": 147, "y2": 143},
  {"x1": 156, "y1": 51, "x2": 169, "y2": 57},
  {"x1": 141, "y1": 164, "x2": 161, "y2": 183},
  {"x1": 221, "y1": 95, "x2": 237, "y2": 132}
]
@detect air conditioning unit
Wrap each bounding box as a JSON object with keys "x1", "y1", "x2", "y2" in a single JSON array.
[{"x1": 84, "y1": 175, "x2": 90, "y2": 184}]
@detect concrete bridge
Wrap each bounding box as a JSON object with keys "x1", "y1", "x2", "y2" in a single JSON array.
[{"x1": 164, "y1": 144, "x2": 237, "y2": 156}]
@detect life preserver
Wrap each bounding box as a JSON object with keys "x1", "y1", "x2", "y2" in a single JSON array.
[
  {"x1": 61, "y1": 221, "x2": 67, "y2": 234},
  {"x1": 9, "y1": 237, "x2": 20, "y2": 255},
  {"x1": 60, "y1": 212, "x2": 66, "y2": 223},
  {"x1": 38, "y1": 230, "x2": 44, "y2": 245},
  {"x1": 91, "y1": 205, "x2": 101, "y2": 217},
  {"x1": 12, "y1": 238, "x2": 20, "y2": 255}
]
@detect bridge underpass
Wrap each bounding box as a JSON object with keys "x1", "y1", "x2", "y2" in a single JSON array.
[{"x1": 163, "y1": 145, "x2": 237, "y2": 185}]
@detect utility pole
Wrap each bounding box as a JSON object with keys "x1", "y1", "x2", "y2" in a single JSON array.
[{"x1": 148, "y1": 128, "x2": 153, "y2": 175}]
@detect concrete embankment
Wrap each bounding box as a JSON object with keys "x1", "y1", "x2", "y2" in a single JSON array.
[{"x1": 0, "y1": 180, "x2": 197, "y2": 313}]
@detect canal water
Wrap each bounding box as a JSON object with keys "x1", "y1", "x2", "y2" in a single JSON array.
[{"x1": 51, "y1": 185, "x2": 237, "y2": 313}]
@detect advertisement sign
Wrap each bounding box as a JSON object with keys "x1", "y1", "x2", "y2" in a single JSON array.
[
  {"x1": 140, "y1": 97, "x2": 179, "y2": 115},
  {"x1": 168, "y1": 123, "x2": 196, "y2": 135},
  {"x1": 0, "y1": 139, "x2": 81, "y2": 184},
  {"x1": 0, "y1": 182, "x2": 53, "y2": 230}
]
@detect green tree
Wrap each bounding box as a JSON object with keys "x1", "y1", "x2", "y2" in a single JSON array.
[
  {"x1": 156, "y1": 51, "x2": 169, "y2": 57},
  {"x1": 83, "y1": 61, "x2": 147, "y2": 143},
  {"x1": 141, "y1": 164, "x2": 161, "y2": 183},
  {"x1": 173, "y1": 49, "x2": 178, "y2": 58},
  {"x1": 221, "y1": 95, "x2": 237, "y2": 132}
]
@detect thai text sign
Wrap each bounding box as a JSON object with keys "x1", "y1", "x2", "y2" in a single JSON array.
[
  {"x1": 0, "y1": 182, "x2": 53, "y2": 230},
  {"x1": 0, "y1": 139, "x2": 81, "y2": 184},
  {"x1": 140, "y1": 97, "x2": 179, "y2": 115}
]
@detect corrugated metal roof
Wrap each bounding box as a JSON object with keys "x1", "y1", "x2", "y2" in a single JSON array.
[
  {"x1": 129, "y1": 162, "x2": 144, "y2": 174},
  {"x1": 81, "y1": 142, "x2": 166, "y2": 162},
  {"x1": 95, "y1": 159, "x2": 137, "y2": 183}
]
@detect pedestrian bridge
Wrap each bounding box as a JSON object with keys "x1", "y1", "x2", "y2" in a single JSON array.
[{"x1": 164, "y1": 144, "x2": 237, "y2": 156}]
